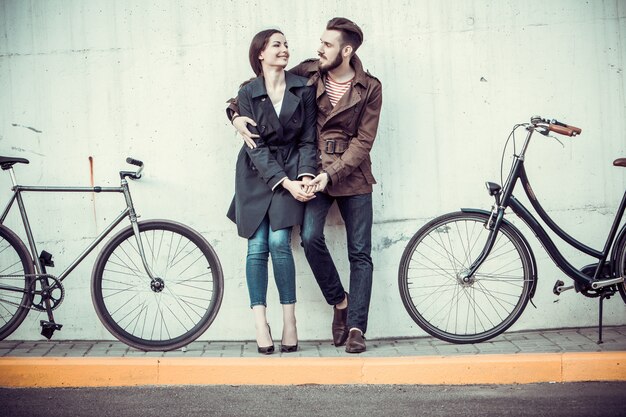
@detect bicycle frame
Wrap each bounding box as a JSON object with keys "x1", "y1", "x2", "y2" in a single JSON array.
[
  {"x1": 0, "y1": 168, "x2": 156, "y2": 284},
  {"x1": 468, "y1": 126, "x2": 626, "y2": 289}
]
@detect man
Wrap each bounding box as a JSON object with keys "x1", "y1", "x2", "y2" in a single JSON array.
[{"x1": 228, "y1": 17, "x2": 382, "y2": 353}]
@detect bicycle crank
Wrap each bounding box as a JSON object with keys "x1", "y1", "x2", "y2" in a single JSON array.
[{"x1": 29, "y1": 275, "x2": 65, "y2": 311}]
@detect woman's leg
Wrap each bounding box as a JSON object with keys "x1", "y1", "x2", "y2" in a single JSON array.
[
  {"x1": 247, "y1": 218, "x2": 272, "y2": 348},
  {"x1": 281, "y1": 303, "x2": 297, "y2": 347},
  {"x1": 267, "y1": 226, "x2": 297, "y2": 346},
  {"x1": 252, "y1": 305, "x2": 272, "y2": 348}
]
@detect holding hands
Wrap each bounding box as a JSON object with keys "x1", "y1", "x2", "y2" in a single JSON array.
[
  {"x1": 282, "y1": 178, "x2": 316, "y2": 202},
  {"x1": 281, "y1": 172, "x2": 329, "y2": 202}
]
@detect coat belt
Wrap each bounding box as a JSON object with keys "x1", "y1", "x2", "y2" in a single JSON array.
[
  {"x1": 268, "y1": 143, "x2": 295, "y2": 166},
  {"x1": 323, "y1": 139, "x2": 349, "y2": 154}
]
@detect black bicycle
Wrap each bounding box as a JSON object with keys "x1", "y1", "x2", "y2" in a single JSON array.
[
  {"x1": 0, "y1": 156, "x2": 224, "y2": 351},
  {"x1": 398, "y1": 116, "x2": 626, "y2": 344}
]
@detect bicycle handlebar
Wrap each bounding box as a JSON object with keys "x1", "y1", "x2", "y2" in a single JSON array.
[
  {"x1": 549, "y1": 123, "x2": 579, "y2": 137},
  {"x1": 120, "y1": 157, "x2": 144, "y2": 180},
  {"x1": 531, "y1": 116, "x2": 582, "y2": 137},
  {"x1": 126, "y1": 157, "x2": 143, "y2": 167}
]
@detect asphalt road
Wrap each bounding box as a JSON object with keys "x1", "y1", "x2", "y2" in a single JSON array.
[{"x1": 1, "y1": 382, "x2": 625, "y2": 417}]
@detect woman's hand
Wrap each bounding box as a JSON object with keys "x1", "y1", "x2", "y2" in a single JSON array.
[
  {"x1": 282, "y1": 179, "x2": 315, "y2": 202},
  {"x1": 232, "y1": 114, "x2": 260, "y2": 149}
]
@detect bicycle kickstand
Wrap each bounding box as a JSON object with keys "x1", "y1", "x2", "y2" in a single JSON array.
[{"x1": 597, "y1": 292, "x2": 612, "y2": 345}]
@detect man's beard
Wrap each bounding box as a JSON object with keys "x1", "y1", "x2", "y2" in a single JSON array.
[{"x1": 319, "y1": 53, "x2": 343, "y2": 73}]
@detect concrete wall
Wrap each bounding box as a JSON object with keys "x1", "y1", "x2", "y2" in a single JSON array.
[{"x1": 1, "y1": 0, "x2": 624, "y2": 342}]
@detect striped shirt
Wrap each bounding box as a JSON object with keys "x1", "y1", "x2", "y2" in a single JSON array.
[{"x1": 325, "y1": 75, "x2": 353, "y2": 107}]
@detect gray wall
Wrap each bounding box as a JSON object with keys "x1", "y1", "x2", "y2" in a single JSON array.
[{"x1": 1, "y1": 0, "x2": 625, "y2": 341}]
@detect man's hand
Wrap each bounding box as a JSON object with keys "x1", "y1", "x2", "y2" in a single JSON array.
[
  {"x1": 305, "y1": 172, "x2": 330, "y2": 194},
  {"x1": 282, "y1": 179, "x2": 316, "y2": 202},
  {"x1": 232, "y1": 115, "x2": 260, "y2": 149}
]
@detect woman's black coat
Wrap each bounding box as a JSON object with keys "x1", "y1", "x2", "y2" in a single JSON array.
[{"x1": 227, "y1": 72, "x2": 317, "y2": 238}]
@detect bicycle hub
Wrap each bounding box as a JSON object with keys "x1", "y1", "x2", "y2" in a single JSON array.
[{"x1": 150, "y1": 277, "x2": 165, "y2": 293}]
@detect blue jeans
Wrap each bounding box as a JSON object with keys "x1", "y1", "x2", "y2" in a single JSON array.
[
  {"x1": 301, "y1": 192, "x2": 373, "y2": 333},
  {"x1": 246, "y1": 216, "x2": 296, "y2": 308}
]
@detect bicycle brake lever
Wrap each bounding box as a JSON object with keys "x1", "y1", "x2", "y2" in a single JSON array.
[
  {"x1": 537, "y1": 126, "x2": 565, "y2": 147},
  {"x1": 536, "y1": 126, "x2": 550, "y2": 136}
]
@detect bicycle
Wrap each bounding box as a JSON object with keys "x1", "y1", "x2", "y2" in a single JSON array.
[
  {"x1": 0, "y1": 156, "x2": 224, "y2": 351},
  {"x1": 398, "y1": 116, "x2": 626, "y2": 344}
]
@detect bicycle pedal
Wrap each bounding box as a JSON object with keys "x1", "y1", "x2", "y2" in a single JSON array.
[
  {"x1": 39, "y1": 250, "x2": 55, "y2": 267},
  {"x1": 552, "y1": 280, "x2": 573, "y2": 295},
  {"x1": 40, "y1": 320, "x2": 62, "y2": 340}
]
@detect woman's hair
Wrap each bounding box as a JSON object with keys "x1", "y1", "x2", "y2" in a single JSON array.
[{"x1": 249, "y1": 29, "x2": 284, "y2": 76}]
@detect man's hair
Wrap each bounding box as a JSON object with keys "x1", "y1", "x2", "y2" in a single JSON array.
[
  {"x1": 248, "y1": 29, "x2": 284, "y2": 76},
  {"x1": 326, "y1": 17, "x2": 363, "y2": 54}
]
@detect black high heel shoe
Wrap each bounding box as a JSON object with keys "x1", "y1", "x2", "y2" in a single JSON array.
[
  {"x1": 280, "y1": 343, "x2": 298, "y2": 353},
  {"x1": 257, "y1": 324, "x2": 274, "y2": 355},
  {"x1": 280, "y1": 327, "x2": 298, "y2": 353}
]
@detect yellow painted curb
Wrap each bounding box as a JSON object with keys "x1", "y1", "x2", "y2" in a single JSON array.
[
  {"x1": 562, "y1": 352, "x2": 626, "y2": 382},
  {"x1": 0, "y1": 352, "x2": 624, "y2": 387},
  {"x1": 0, "y1": 358, "x2": 157, "y2": 387}
]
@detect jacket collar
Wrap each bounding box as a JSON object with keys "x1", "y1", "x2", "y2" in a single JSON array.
[
  {"x1": 249, "y1": 71, "x2": 308, "y2": 99},
  {"x1": 350, "y1": 55, "x2": 369, "y2": 88}
]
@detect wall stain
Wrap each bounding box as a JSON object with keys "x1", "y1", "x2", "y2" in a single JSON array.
[
  {"x1": 89, "y1": 156, "x2": 98, "y2": 224},
  {"x1": 374, "y1": 234, "x2": 410, "y2": 251},
  {"x1": 11, "y1": 123, "x2": 42, "y2": 133}
]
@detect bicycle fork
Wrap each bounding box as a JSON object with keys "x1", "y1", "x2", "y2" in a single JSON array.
[
  {"x1": 462, "y1": 206, "x2": 506, "y2": 282},
  {"x1": 122, "y1": 180, "x2": 158, "y2": 283}
]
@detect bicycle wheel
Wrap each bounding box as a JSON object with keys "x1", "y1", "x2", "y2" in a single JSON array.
[
  {"x1": 616, "y1": 234, "x2": 626, "y2": 304},
  {"x1": 0, "y1": 225, "x2": 34, "y2": 340},
  {"x1": 91, "y1": 220, "x2": 223, "y2": 351},
  {"x1": 398, "y1": 211, "x2": 533, "y2": 344}
]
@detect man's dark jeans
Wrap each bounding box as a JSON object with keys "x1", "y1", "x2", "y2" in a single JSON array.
[{"x1": 301, "y1": 192, "x2": 373, "y2": 334}]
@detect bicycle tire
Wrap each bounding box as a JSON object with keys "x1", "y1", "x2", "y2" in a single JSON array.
[
  {"x1": 91, "y1": 220, "x2": 224, "y2": 351},
  {"x1": 398, "y1": 211, "x2": 533, "y2": 344},
  {"x1": 616, "y1": 235, "x2": 626, "y2": 304},
  {"x1": 0, "y1": 225, "x2": 34, "y2": 340}
]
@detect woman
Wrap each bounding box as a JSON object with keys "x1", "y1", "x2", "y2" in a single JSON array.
[{"x1": 227, "y1": 29, "x2": 317, "y2": 354}]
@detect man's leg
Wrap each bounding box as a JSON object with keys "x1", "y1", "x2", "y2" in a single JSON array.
[
  {"x1": 301, "y1": 192, "x2": 348, "y2": 345},
  {"x1": 337, "y1": 193, "x2": 373, "y2": 353}
]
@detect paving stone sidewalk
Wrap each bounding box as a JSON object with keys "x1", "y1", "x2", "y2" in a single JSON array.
[{"x1": 1, "y1": 326, "x2": 625, "y2": 358}]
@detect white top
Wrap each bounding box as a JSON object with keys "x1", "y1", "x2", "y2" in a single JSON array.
[{"x1": 273, "y1": 99, "x2": 283, "y2": 116}]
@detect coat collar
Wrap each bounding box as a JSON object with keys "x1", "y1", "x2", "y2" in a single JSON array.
[
  {"x1": 350, "y1": 55, "x2": 369, "y2": 88},
  {"x1": 249, "y1": 71, "x2": 308, "y2": 99},
  {"x1": 247, "y1": 71, "x2": 308, "y2": 134}
]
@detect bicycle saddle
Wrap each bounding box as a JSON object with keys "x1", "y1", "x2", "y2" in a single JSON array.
[
  {"x1": 0, "y1": 156, "x2": 29, "y2": 170},
  {"x1": 614, "y1": 158, "x2": 626, "y2": 168}
]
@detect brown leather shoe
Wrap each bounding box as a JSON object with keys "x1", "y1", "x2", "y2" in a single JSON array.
[
  {"x1": 332, "y1": 305, "x2": 349, "y2": 346},
  {"x1": 345, "y1": 329, "x2": 366, "y2": 354}
]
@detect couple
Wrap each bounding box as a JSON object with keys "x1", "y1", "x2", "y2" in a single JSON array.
[{"x1": 227, "y1": 17, "x2": 382, "y2": 354}]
